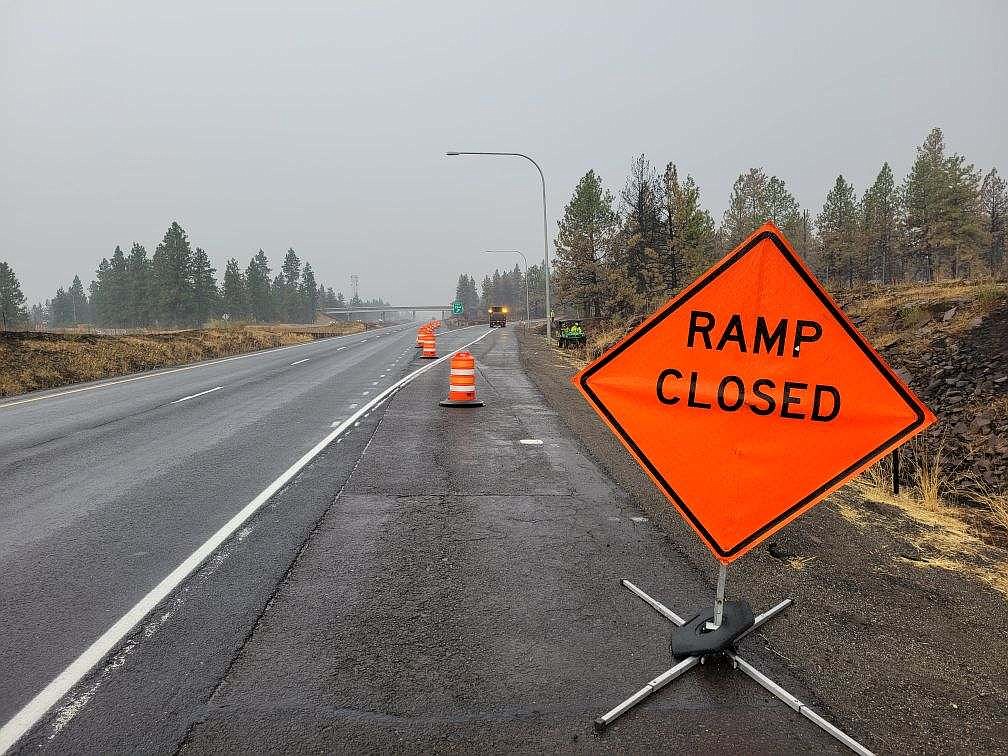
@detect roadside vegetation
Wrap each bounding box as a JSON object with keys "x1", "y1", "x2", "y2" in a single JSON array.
[
  {"x1": 495, "y1": 125, "x2": 1008, "y2": 590},
  {"x1": 0, "y1": 321, "x2": 366, "y2": 398},
  {"x1": 843, "y1": 438, "x2": 1008, "y2": 596},
  {"x1": 1, "y1": 221, "x2": 391, "y2": 332},
  {"x1": 450, "y1": 127, "x2": 1005, "y2": 329}
]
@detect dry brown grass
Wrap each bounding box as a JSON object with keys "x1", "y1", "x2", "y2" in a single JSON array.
[
  {"x1": 0, "y1": 322, "x2": 367, "y2": 398},
  {"x1": 840, "y1": 278, "x2": 1008, "y2": 347},
  {"x1": 841, "y1": 434, "x2": 1008, "y2": 595}
]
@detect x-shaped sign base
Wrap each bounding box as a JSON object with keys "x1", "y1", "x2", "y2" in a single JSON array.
[{"x1": 594, "y1": 580, "x2": 874, "y2": 756}]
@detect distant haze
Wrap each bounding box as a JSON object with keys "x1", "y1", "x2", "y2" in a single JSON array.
[{"x1": 2, "y1": 1, "x2": 1005, "y2": 305}]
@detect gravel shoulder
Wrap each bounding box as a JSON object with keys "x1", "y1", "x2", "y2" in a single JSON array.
[{"x1": 517, "y1": 327, "x2": 1008, "y2": 755}]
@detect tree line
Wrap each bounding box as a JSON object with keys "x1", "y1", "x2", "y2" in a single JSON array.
[
  {"x1": 14, "y1": 221, "x2": 387, "y2": 330},
  {"x1": 454, "y1": 263, "x2": 549, "y2": 323},
  {"x1": 450, "y1": 126, "x2": 1005, "y2": 323}
]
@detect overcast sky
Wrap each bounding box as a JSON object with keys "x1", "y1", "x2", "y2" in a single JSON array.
[{"x1": 2, "y1": 1, "x2": 1005, "y2": 305}]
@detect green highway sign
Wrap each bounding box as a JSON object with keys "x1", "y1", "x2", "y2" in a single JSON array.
[{"x1": 452, "y1": 300, "x2": 464, "y2": 315}]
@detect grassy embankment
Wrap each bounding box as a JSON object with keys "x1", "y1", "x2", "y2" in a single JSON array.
[
  {"x1": 560, "y1": 278, "x2": 1008, "y2": 593},
  {"x1": 0, "y1": 321, "x2": 367, "y2": 398}
]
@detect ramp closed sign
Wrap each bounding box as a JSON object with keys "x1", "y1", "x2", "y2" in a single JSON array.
[{"x1": 574, "y1": 223, "x2": 935, "y2": 563}]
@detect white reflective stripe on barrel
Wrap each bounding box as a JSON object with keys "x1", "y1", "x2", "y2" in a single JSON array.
[{"x1": 451, "y1": 368, "x2": 476, "y2": 376}]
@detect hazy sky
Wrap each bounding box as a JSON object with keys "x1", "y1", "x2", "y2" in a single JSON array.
[{"x1": 3, "y1": 1, "x2": 1006, "y2": 305}]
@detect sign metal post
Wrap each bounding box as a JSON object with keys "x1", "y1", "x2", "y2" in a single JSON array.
[{"x1": 573, "y1": 223, "x2": 936, "y2": 754}]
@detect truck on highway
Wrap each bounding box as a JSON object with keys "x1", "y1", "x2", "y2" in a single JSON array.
[{"x1": 488, "y1": 306, "x2": 508, "y2": 327}]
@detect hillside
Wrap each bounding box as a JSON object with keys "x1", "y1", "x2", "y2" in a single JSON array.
[{"x1": 555, "y1": 278, "x2": 1008, "y2": 590}]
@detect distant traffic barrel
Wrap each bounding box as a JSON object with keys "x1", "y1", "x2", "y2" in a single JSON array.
[
  {"x1": 439, "y1": 351, "x2": 484, "y2": 407},
  {"x1": 421, "y1": 332, "x2": 437, "y2": 359}
]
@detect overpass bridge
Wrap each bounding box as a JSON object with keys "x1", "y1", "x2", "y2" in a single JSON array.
[{"x1": 322, "y1": 305, "x2": 454, "y2": 322}]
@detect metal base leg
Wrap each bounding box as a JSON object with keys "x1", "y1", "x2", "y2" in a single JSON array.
[
  {"x1": 593, "y1": 656, "x2": 698, "y2": 731},
  {"x1": 595, "y1": 580, "x2": 874, "y2": 756}
]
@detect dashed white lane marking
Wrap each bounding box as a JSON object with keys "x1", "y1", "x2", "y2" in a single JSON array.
[
  {"x1": 362, "y1": 391, "x2": 371, "y2": 396},
  {"x1": 290, "y1": 358, "x2": 310, "y2": 366},
  {"x1": 0, "y1": 327, "x2": 497, "y2": 754},
  {"x1": 371, "y1": 381, "x2": 379, "y2": 386},
  {"x1": 519, "y1": 438, "x2": 544, "y2": 445},
  {"x1": 171, "y1": 386, "x2": 223, "y2": 404},
  {"x1": 336, "y1": 346, "x2": 348, "y2": 351}
]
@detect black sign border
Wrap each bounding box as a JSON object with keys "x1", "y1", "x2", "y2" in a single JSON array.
[{"x1": 578, "y1": 229, "x2": 929, "y2": 558}]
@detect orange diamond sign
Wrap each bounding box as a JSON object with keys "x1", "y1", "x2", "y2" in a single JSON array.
[{"x1": 574, "y1": 223, "x2": 936, "y2": 563}]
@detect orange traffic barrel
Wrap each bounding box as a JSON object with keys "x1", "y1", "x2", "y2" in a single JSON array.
[
  {"x1": 439, "y1": 351, "x2": 484, "y2": 407},
  {"x1": 416, "y1": 328, "x2": 424, "y2": 348},
  {"x1": 421, "y1": 332, "x2": 437, "y2": 359}
]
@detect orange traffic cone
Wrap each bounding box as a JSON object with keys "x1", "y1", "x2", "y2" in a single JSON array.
[
  {"x1": 420, "y1": 332, "x2": 437, "y2": 359},
  {"x1": 439, "y1": 351, "x2": 484, "y2": 407}
]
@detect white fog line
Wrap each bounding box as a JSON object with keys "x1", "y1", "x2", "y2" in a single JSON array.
[
  {"x1": 0, "y1": 327, "x2": 495, "y2": 755},
  {"x1": 290, "y1": 358, "x2": 310, "y2": 366},
  {"x1": 171, "y1": 386, "x2": 223, "y2": 404}
]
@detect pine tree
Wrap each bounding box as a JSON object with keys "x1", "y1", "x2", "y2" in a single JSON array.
[
  {"x1": 299, "y1": 262, "x2": 318, "y2": 323},
  {"x1": 108, "y1": 245, "x2": 128, "y2": 326},
  {"x1": 93, "y1": 257, "x2": 113, "y2": 325},
  {"x1": 222, "y1": 258, "x2": 248, "y2": 319},
  {"x1": 721, "y1": 168, "x2": 769, "y2": 248},
  {"x1": 861, "y1": 163, "x2": 900, "y2": 283},
  {"x1": 126, "y1": 243, "x2": 151, "y2": 327},
  {"x1": 50, "y1": 288, "x2": 69, "y2": 325},
  {"x1": 664, "y1": 163, "x2": 717, "y2": 285},
  {"x1": 721, "y1": 168, "x2": 802, "y2": 251},
  {"x1": 902, "y1": 127, "x2": 983, "y2": 280},
  {"x1": 526, "y1": 263, "x2": 547, "y2": 318},
  {"x1": 190, "y1": 247, "x2": 220, "y2": 325},
  {"x1": 454, "y1": 274, "x2": 481, "y2": 322},
  {"x1": 280, "y1": 248, "x2": 302, "y2": 321},
  {"x1": 246, "y1": 249, "x2": 272, "y2": 322},
  {"x1": 553, "y1": 170, "x2": 620, "y2": 319},
  {"x1": 0, "y1": 261, "x2": 28, "y2": 329},
  {"x1": 271, "y1": 274, "x2": 285, "y2": 319},
  {"x1": 816, "y1": 175, "x2": 860, "y2": 286},
  {"x1": 980, "y1": 167, "x2": 1006, "y2": 273},
  {"x1": 30, "y1": 302, "x2": 47, "y2": 328},
  {"x1": 620, "y1": 155, "x2": 667, "y2": 306},
  {"x1": 69, "y1": 275, "x2": 86, "y2": 324},
  {"x1": 151, "y1": 222, "x2": 195, "y2": 326}
]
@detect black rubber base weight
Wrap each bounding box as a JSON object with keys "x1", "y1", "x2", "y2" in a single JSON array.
[
  {"x1": 669, "y1": 601, "x2": 755, "y2": 658},
  {"x1": 439, "y1": 399, "x2": 484, "y2": 407}
]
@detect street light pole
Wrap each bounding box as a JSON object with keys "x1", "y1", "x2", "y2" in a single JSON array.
[
  {"x1": 484, "y1": 250, "x2": 530, "y2": 328},
  {"x1": 446, "y1": 151, "x2": 552, "y2": 341}
]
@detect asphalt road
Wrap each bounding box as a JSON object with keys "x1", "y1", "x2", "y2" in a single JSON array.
[
  {"x1": 3, "y1": 323, "x2": 911, "y2": 753},
  {"x1": 4, "y1": 321, "x2": 1005, "y2": 754},
  {"x1": 0, "y1": 322, "x2": 493, "y2": 752},
  {"x1": 122, "y1": 327, "x2": 838, "y2": 754}
]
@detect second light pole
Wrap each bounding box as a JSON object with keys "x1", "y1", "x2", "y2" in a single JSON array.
[{"x1": 484, "y1": 250, "x2": 530, "y2": 327}]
